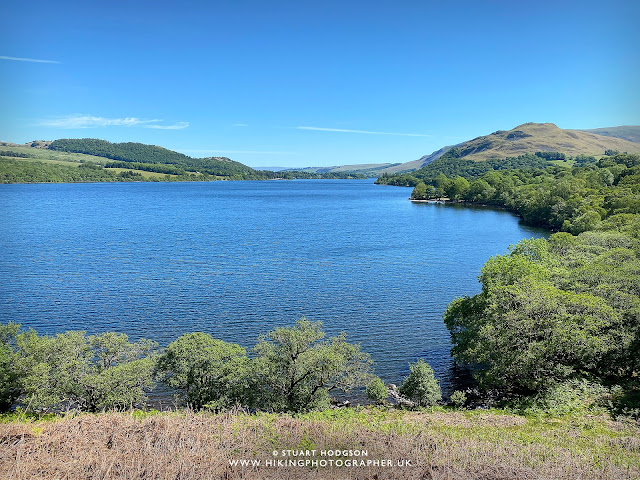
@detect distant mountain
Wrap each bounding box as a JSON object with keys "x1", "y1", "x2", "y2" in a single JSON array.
[
  {"x1": 288, "y1": 123, "x2": 640, "y2": 176},
  {"x1": 285, "y1": 163, "x2": 402, "y2": 176},
  {"x1": 436, "y1": 123, "x2": 640, "y2": 162},
  {"x1": 384, "y1": 145, "x2": 455, "y2": 173},
  {"x1": 579, "y1": 126, "x2": 640, "y2": 144},
  {"x1": 276, "y1": 151, "x2": 455, "y2": 177},
  {"x1": 253, "y1": 166, "x2": 292, "y2": 172}
]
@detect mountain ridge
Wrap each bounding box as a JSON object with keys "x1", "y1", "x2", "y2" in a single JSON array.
[
  {"x1": 453, "y1": 122, "x2": 640, "y2": 161},
  {"x1": 270, "y1": 124, "x2": 640, "y2": 176},
  {"x1": 4, "y1": 123, "x2": 640, "y2": 178}
]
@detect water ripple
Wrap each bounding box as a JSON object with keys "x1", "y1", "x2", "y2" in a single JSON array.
[{"x1": 0, "y1": 180, "x2": 548, "y2": 391}]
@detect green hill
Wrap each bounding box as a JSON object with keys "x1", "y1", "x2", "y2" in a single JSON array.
[
  {"x1": 0, "y1": 139, "x2": 367, "y2": 183},
  {"x1": 281, "y1": 123, "x2": 640, "y2": 177},
  {"x1": 48, "y1": 138, "x2": 255, "y2": 177},
  {"x1": 373, "y1": 123, "x2": 640, "y2": 184},
  {"x1": 437, "y1": 123, "x2": 640, "y2": 162}
]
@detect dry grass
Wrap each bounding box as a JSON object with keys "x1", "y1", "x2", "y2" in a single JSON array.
[
  {"x1": 0, "y1": 408, "x2": 638, "y2": 480},
  {"x1": 460, "y1": 123, "x2": 640, "y2": 161}
]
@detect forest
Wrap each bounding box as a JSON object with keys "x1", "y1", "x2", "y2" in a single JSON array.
[
  {"x1": 375, "y1": 150, "x2": 552, "y2": 187},
  {"x1": 0, "y1": 139, "x2": 367, "y2": 183},
  {"x1": 377, "y1": 151, "x2": 640, "y2": 417},
  {"x1": 47, "y1": 139, "x2": 366, "y2": 181},
  {"x1": 1, "y1": 149, "x2": 639, "y2": 419}
]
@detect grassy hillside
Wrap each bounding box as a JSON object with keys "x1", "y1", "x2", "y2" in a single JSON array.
[
  {"x1": 48, "y1": 138, "x2": 256, "y2": 177},
  {"x1": 386, "y1": 145, "x2": 455, "y2": 174},
  {"x1": 0, "y1": 140, "x2": 367, "y2": 183},
  {"x1": 1, "y1": 408, "x2": 637, "y2": 479},
  {"x1": 1, "y1": 144, "x2": 110, "y2": 165},
  {"x1": 281, "y1": 123, "x2": 640, "y2": 177},
  {"x1": 0, "y1": 146, "x2": 195, "y2": 182},
  {"x1": 580, "y1": 125, "x2": 640, "y2": 144},
  {"x1": 279, "y1": 146, "x2": 454, "y2": 177},
  {"x1": 448, "y1": 123, "x2": 640, "y2": 161},
  {"x1": 287, "y1": 162, "x2": 402, "y2": 176}
]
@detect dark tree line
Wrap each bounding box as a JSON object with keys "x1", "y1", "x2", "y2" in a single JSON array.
[
  {"x1": 375, "y1": 151, "x2": 550, "y2": 188},
  {"x1": 48, "y1": 138, "x2": 366, "y2": 180},
  {"x1": 404, "y1": 153, "x2": 640, "y2": 234}
]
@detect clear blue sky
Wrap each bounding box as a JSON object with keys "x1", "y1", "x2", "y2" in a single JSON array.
[{"x1": 1, "y1": 0, "x2": 639, "y2": 168}]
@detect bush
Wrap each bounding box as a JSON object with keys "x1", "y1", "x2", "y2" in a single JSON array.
[
  {"x1": 411, "y1": 182, "x2": 427, "y2": 200},
  {"x1": 0, "y1": 323, "x2": 21, "y2": 412},
  {"x1": 155, "y1": 333, "x2": 249, "y2": 410},
  {"x1": 450, "y1": 390, "x2": 467, "y2": 409},
  {"x1": 366, "y1": 376, "x2": 388, "y2": 404},
  {"x1": 399, "y1": 360, "x2": 441, "y2": 407},
  {"x1": 15, "y1": 330, "x2": 157, "y2": 412},
  {"x1": 516, "y1": 379, "x2": 610, "y2": 417},
  {"x1": 252, "y1": 318, "x2": 373, "y2": 412}
]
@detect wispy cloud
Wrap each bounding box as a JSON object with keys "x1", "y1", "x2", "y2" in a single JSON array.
[
  {"x1": 40, "y1": 116, "x2": 159, "y2": 128},
  {"x1": 146, "y1": 122, "x2": 190, "y2": 130},
  {"x1": 232, "y1": 123, "x2": 249, "y2": 127},
  {"x1": 0, "y1": 55, "x2": 61, "y2": 64},
  {"x1": 295, "y1": 126, "x2": 431, "y2": 137},
  {"x1": 39, "y1": 115, "x2": 188, "y2": 130}
]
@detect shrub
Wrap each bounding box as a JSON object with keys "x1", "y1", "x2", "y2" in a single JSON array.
[
  {"x1": 517, "y1": 379, "x2": 610, "y2": 417},
  {"x1": 0, "y1": 323, "x2": 21, "y2": 412},
  {"x1": 15, "y1": 330, "x2": 157, "y2": 412},
  {"x1": 155, "y1": 333, "x2": 249, "y2": 410},
  {"x1": 450, "y1": 390, "x2": 467, "y2": 409},
  {"x1": 252, "y1": 318, "x2": 373, "y2": 412},
  {"x1": 366, "y1": 376, "x2": 388, "y2": 404},
  {"x1": 399, "y1": 360, "x2": 441, "y2": 407}
]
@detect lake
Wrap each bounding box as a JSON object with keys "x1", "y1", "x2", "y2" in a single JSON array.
[{"x1": 0, "y1": 179, "x2": 547, "y2": 392}]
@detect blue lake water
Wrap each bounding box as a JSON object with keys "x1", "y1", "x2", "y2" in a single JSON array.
[{"x1": 0, "y1": 180, "x2": 547, "y2": 391}]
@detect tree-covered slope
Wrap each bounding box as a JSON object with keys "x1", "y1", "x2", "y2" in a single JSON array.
[
  {"x1": 48, "y1": 138, "x2": 256, "y2": 177},
  {"x1": 375, "y1": 151, "x2": 552, "y2": 187},
  {"x1": 394, "y1": 152, "x2": 640, "y2": 412},
  {"x1": 0, "y1": 140, "x2": 367, "y2": 182}
]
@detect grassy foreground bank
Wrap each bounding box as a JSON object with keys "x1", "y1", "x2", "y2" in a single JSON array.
[{"x1": 1, "y1": 408, "x2": 638, "y2": 479}]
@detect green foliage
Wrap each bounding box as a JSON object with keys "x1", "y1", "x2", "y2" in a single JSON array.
[
  {"x1": 410, "y1": 182, "x2": 428, "y2": 200},
  {"x1": 450, "y1": 390, "x2": 467, "y2": 408},
  {"x1": 535, "y1": 151, "x2": 566, "y2": 161},
  {"x1": 515, "y1": 380, "x2": 610, "y2": 417},
  {"x1": 445, "y1": 176, "x2": 470, "y2": 200},
  {"x1": 380, "y1": 152, "x2": 640, "y2": 236},
  {"x1": 12, "y1": 330, "x2": 157, "y2": 412},
  {"x1": 398, "y1": 360, "x2": 442, "y2": 407},
  {"x1": 0, "y1": 150, "x2": 31, "y2": 158},
  {"x1": 0, "y1": 158, "x2": 120, "y2": 183},
  {"x1": 155, "y1": 333, "x2": 249, "y2": 410},
  {"x1": 366, "y1": 376, "x2": 388, "y2": 404},
  {"x1": 2, "y1": 320, "x2": 376, "y2": 414},
  {"x1": 252, "y1": 318, "x2": 373, "y2": 412},
  {"x1": 375, "y1": 152, "x2": 549, "y2": 187},
  {"x1": 0, "y1": 323, "x2": 21, "y2": 412},
  {"x1": 48, "y1": 138, "x2": 366, "y2": 181},
  {"x1": 574, "y1": 154, "x2": 597, "y2": 166},
  {"x1": 445, "y1": 224, "x2": 640, "y2": 404}
]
